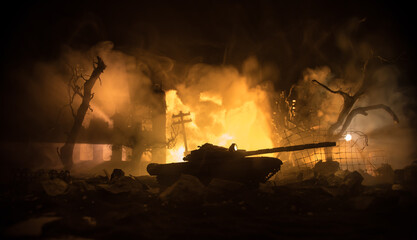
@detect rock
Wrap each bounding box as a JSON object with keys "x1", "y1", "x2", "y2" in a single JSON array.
[
  {"x1": 97, "y1": 176, "x2": 144, "y2": 194},
  {"x1": 72, "y1": 180, "x2": 96, "y2": 192},
  {"x1": 258, "y1": 182, "x2": 276, "y2": 194},
  {"x1": 334, "y1": 169, "x2": 349, "y2": 179},
  {"x1": 375, "y1": 164, "x2": 395, "y2": 184},
  {"x1": 82, "y1": 216, "x2": 97, "y2": 227},
  {"x1": 321, "y1": 186, "x2": 342, "y2": 197},
  {"x1": 301, "y1": 168, "x2": 315, "y2": 181},
  {"x1": 135, "y1": 176, "x2": 160, "y2": 195},
  {"x1": 41, "y1": 178, "x2": 69, "y2": 196},
  {"x1": 341, "y1": 171, "x2": 363, "y2": 195},
  {"x1": 207, "y1": 178, "x2": 246, "y2": 196},
  {"x1": 325, "y1": 174, "x2": 344, "y2": 187},
  {"x1": 313, "y1": 160, "x2": 340, "y2": 178},
  {"x1": 110, "y1": 168, "x2": 125, "y2": 182},
  {"x1": 392, "y1": 184, "x2": 404, "y2": 191},
  {"x1": 394, "y1": 169, "x2": 405, "y2": 184},
  {"x1": 403, "y1": 161, "x2": 417, "y2": 193},
  {"x1": 394, "y1": 162, "x2": 417, "y2": 193},
  {"x1": 358, "y1": 169, "x2": 378, "y2": 186},
  {"x1": 5, "y1": 217, "x2": 61, "y2": 237},
  {"x1": 349, "y1": 196, "x2": 375, "y2": 210},
  {"x1": 58, "y1": 170, "x2": 71, "y2": 183},
  {"x1": 135, "y1": 175, "x2": 159, "y2": 188},
  {"x1": 159, "y1": 174, "x2": 206, "y2": 204}
]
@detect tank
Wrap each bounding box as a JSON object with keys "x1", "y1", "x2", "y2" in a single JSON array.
[{"x1": 147, "y1": 142, "x2": 336, "y2": 186}]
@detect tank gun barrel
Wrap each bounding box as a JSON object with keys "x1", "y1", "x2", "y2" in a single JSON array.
[{"x1": 243, "y1": 142, "x2": 336, "y2": 156}]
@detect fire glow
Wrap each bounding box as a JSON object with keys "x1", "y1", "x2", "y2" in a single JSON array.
[
  {"x1": 345, "y1": 134, "x2": 352, "y2": 142},
  {"x1": 165, "y1": 68, "x2": 274, "y2": 162}
]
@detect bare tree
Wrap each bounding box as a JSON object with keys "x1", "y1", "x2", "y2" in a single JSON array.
[
  {"x1": 58, "y1": 56, "x2": 106, "y2": 170},
  {"x1": 312, "y1": 58, "x2": 399, "y2": 161}
]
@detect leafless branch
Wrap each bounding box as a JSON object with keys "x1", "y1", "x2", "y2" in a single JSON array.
[
  {"x1": 312, "y1": 79, "x2": 352, "y2": 99},
  {"x1": 59, "y1": 56, "x2": 106, "y2": 170},
  {"x1": 80, "y1": 73, "x2": 89, "y2": 81},
  {"x1": 336, "y1": 104, "x2": 399, "y2": 138},
  {"x1": 166, "y1": 124, "x2": 180, "y2": 149}
]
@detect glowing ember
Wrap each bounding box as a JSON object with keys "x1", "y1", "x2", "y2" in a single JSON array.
[
  {"x1": 168, "y1": 146, "x2": 186, "y2": 163},
  {"x1": 345, "y1": 134, "x2": 352, "y2": 141}
]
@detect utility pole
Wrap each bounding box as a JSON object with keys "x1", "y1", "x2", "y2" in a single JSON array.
[{"x1": 172, "y1": 111, "x2": 192, "y2": 155}]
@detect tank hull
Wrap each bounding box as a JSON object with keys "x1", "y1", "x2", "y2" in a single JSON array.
[{"x1": 147, "y1": 157, "x2": 282, "y2": 186}]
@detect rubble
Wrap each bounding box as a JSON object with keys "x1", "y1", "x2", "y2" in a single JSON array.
[
  {"x1": 348, "y1": 195, "x2": 375, "y2": 210},
  {"x1": 341, "y1": 171, "x2": 364, "y2": 194},
  {"x1": 313, "y1": 160, "x2": 340, "y2": 178},
  {"x1": 2, "y1": 167, "x2": 416, "y2": 239},
  {"x1": 41, "y1": 178, "x2": 69, "y2": 196},
  {"x1": 97, "y1": 176, "x2": 145, "y2": 194},
  {"x1": 402, "y1": 161, "x2": 417, "y2": 193},
  {"x1": 374, "y1": 163, "x2": 395, "y2": 184},
  {"x1": 5, "y1": 217, "x2": 61, "y2": 237},
  {"x1": 72, "y1": 180, "x2": 96, "y2": 192},
  {"x1": 206, "y1": 178, "x2": 246, "y2": 200},
  {"x1": 110, "y1": 168, "x2": 125, "y2": 182},
  {"x1": 159, "y1": 174, "x2": 206, "y2": 204}
]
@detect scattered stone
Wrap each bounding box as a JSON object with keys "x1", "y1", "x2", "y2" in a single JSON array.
[
  {"x1": 207, "y1": 178, "x2": 245, "y2": 195},
  {"x1": 5, "y1": 217, "x2": 61, "y2": 237},
  {"x1": 392, "y1": 184, "x2": 404, "y2": 191},
  {"x1": 41, "y1": 178, "x2": 69, "y2": 196},
  {"x1": 58, "y1": 170, "x2": 72, "y2": 183},
  {"x1": 325, "y1": 174, "x2": 344, "y2": 187},
  {"x1": 159, "y1": 174, "x2": 206, "y2": 204},
  {"x1": 72, "y1": 180, "x2": 96, "y2": 192},
  {"x1": 135, "y1": 175, "x2": 159, "y2": 189},
  {"x1": 300, "y1": 168, "x2": 315, "y2": 181},
  {"x1": 97, "y1": 176, "x2": 144, "y2": 194},
  {"x1": 341, "y1": 171, "x2": 364, "y2": 195},
  {"x1": 394, "y1": 169, "x2": 404, "y2": 184},
  {"x1": 334, "y1": 169, "x2": 349, "y2": 179},
  {"x1": 403, "y1": 161, "x2": 417, "y2": 193},
  {"x1": 321, "y1": 186, "x2": 342, "y2": 197},
  {"x1": 358, "y1": 169, "x2": 378, "y2": 186},
  {"x1": 313, "y1": 160, "x2": 340, "y2": 178},
  {"x1": 82, "y1": 216, "x2": 97, "y2": 227},
  {"x1": 110, "y1": 168, "x2": 125, "y2": 182},
  {"x1": 349, "y1": 196, "x2": 375, "y2": 210},
  {"x1": 258, "y1": 182, "x2": 275, "y2": 194},
  {"x1": 375, "y1": 164, "x2": 395, "y2": 184}
]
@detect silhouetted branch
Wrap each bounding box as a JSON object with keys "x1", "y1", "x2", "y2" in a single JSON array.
[
  {"x1": 166, "y1": 124, "x2": 180, "y2": 149},
  {"x1": 336, "y1": 104, "x2": 399, "y2": 138},
  {"x1": 312, "y1": 79, "x2": 352, "y2": 98},
  {"x1": 59, "y1": 56, "x2": 106, "y2": 170}
]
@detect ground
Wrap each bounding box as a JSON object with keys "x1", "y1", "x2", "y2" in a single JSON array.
[{"x1": 1, "y1": 170, "x2": 416, "y2": 240}]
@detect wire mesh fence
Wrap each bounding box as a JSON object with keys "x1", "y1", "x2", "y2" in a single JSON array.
[{"x1": 279, "y1": 127, "x2": 387, "y2": 175}]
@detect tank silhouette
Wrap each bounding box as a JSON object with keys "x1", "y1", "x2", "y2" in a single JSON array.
[{"x1": 147, "y1": 142, "x2": 336, "y2": 186}]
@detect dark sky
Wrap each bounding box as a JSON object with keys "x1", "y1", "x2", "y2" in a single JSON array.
[
  {"x1": 0, "y1": 0, "x2": 416, "y2": 140},
  {"x1": 1, "y1": 1, "x2": 416, "y2": 71},
  {"x1": 2, "y1": 0, "x2": 416, "y2": 68}
]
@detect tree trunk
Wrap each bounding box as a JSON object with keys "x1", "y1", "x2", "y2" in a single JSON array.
[{"x1": 59, "y1": 56, "x2": 106, "y2": 170}]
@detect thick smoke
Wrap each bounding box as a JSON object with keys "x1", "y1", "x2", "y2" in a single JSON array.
[
  {"x1": 166, "y1": 57, "x2": 275, "y2": 161},
  {"x1": 1, "y1": 2, "x2": 415, "y2": 175},
  {"x1": 0, "y1": 41, "x2": 172, "y2": 172},
  {"x1": 291, "y1": 18, "x2": 416, "y2": 169}
]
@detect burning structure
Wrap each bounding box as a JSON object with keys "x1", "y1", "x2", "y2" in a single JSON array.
[{"x1": 1, "y1": 1, "x2": 416, "y2": 239}]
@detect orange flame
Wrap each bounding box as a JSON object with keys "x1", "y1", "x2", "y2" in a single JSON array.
[{"x1": 166, "y1": 71, "x2": 274, "y2": 162}]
